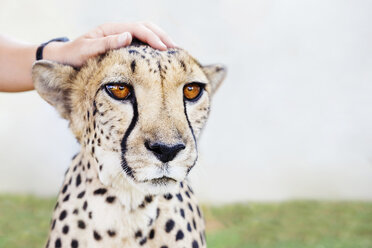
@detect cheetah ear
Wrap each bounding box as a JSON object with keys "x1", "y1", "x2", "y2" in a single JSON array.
[
  {"x1": 202, "y1": 64, "x2": 227, "y2": 95},
  {"x1": 32, "y1": 60, "x2": 77, "y2": 120}
]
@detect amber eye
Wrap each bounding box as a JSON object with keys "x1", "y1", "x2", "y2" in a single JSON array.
[
  {"x1": 105, "y1": 83, "x2": 131, "y2": 100},
  {"x1": 183, "y1": 83, "x2": 204, "y2": 101}
]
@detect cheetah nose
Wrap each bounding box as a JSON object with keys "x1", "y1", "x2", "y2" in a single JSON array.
[{"x1": 145, "y1": 141, "x2": 186, "y2": 163}]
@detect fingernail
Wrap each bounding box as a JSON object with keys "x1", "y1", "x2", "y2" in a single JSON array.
[
  {"x1": 118, "y1": 32, "x2": 129, "y2": 46},
  {"x1": 158, "y1": 41, "x2": 167, "y2": 50}
]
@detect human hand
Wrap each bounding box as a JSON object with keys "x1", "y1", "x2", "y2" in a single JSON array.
[{"x1": 43, "y1": 22, "x2": 177, "y2": 67}]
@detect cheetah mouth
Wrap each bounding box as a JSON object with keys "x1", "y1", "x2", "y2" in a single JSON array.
[{"x1": 148, "y1": 176, "x2": 177, "y2": 185}]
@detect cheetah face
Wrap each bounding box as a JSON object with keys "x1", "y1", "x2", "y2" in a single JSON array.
[{"x1": 32, "y1": 43, "x2": 226, "y2": 194}]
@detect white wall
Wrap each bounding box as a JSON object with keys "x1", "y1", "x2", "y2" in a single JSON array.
[{"x1": 1, "y1": 0, "x2": 372, "y2": 203}]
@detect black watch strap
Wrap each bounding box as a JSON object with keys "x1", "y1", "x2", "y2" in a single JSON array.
[{"x1": 36, "y1": 37, "x2": 69, "y2": 61}]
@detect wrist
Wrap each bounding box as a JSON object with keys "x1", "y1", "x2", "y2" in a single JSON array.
[{"x1": 42, "y1": 41, "x2": 68, "y2": 63}]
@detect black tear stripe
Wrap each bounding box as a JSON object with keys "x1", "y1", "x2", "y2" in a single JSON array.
[
  {"x1": 94, "y1": 85, "x2": 138, "y2": 179},
  {"x1": 183, "y1": 100, "x2": 198, "y2": 174},
  {"x1": 120, "y1": 92, "x2": 139, "y2": 180}
]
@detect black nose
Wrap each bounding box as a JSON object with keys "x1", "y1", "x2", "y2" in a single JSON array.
[{"x1": 145, "y1": 141, "x2": 186, "y2": 163}]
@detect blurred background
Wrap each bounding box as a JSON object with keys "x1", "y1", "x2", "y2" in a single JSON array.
[
  {"x1": 1, "y1": 0, "x2": 372, "y2": 247},
  {"x1": 1, "y1": 0, "x2": 372, "y2": 203}
]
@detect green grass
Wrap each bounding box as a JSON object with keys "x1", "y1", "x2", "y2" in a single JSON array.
[
  {"x1": 0, "y1": 195, "x2": 372, "y2": 248},
  {"x1": 204, "y1": 202, "x2": 372, "y2": 248},
  {"x1": 0, "y1": 195, "x2": 55, "y2": 248}
]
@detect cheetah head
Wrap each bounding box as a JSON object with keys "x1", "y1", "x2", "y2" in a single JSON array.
[{"x1": 32, "y1": 42, "x2": 226, "y2": 195}]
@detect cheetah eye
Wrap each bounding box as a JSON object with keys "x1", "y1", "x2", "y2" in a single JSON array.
[
  {"x1": 105, "y1": 83, "x2": 131, "y2": 100},
  {"x1": 183, "y1": 83, "x2": 205, "y2": 101}
]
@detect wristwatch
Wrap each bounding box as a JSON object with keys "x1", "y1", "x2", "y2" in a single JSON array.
[{"x1": 36, "y1": 37, "x2": 69, "y2": 60}]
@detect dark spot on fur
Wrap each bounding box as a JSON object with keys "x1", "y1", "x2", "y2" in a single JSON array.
[
  {"x1": 71, "y1": 239, "x2": 78, "y2": 248},
  {"x1": 63, "y1": 194, "x2": 70, "y2": 202},
  {"x1": 164, "y1": 193, "x2": 173, "y2": 200},
  {"x1": 129, "y1": 49, "x2": 140, "y2": 55},
  {"x1": 93, "y1": 188, "x2": 107, "y2": 195},
  {"x1": 62, "y1": 225, "x2": 69, "y2": 234},
  {"x1": 156, "y1": 208, "x2": 160, "y2": 219},
  {"x1": 188, "y1": 203, "x2": 194, "y2": 212},
  {"x1": 200, "y1": 231, "x2": 205, "y2": 245},
  {"x1": 192, "y1": 240, "x2": 199, "y2": 248},
  {"x1": 165, "y1": 219, "x2": 175, "y2": 233},
  {"x1": 188, "y1": 185, "x2": 194, "y2": 194},
  {"x1": 145, "y1": 195, "x2": 153, "y2": 203},
  {"x1": 92, "y1": 101, "x2": 98, "y2": 116},
  {"x1": 77, "y1": 191, "x2": 85, "y2": 198},
  {"x1": 59, "y1": 210, "x2": 67, "y2": 221},
  {"x1": 107, "y1": 230, "x2": 116, "y2": 237},
  {"x1": 76, "y1": 174, "x2": 81, "y2": 187},
  {"x1": 180, "y1": 208, "x2": 185, "y2": 218},
  {"x1": 148, "y1": 229, "x2": 155, "y2": 239},
  {"x1": 139, "y1": 237, "x2": 147, "y2": 245},
  {"x1": 180, "y1": 60, "x2": 186, "y2": 71},
  {"x1": 135, "y1": 230, "x2": 142, "y2": 238},
  {"x1": 93, "y1": 230, "x2": 102, "y2": 241},
  {"x1": 176, "y1": 193, "x2": 183, "y2": 202},
  {"x1": 55, "y1": 238, "x2": 61, "y2": 248},
  {"x1": 148, "y1": 218, "x2": 153, "y2": 226},
  {"x1": 197, "y1": 206, "x2": 202, "y2": 218},
  {"x1": 62, "y1": 184, "x2": 68, "y2": 194},
  {"x1": 78, "y1": 220, "x2": 86, "y2": 229},
  {"x1": 106, "y1": 196, "x2": 116, "y2": 203},
  {"x1": 176, "y1": 230, "x2": 184, "y2": 241},
  {"x1": 131, "y1": 60, "x2": 136, "y2": 73}
]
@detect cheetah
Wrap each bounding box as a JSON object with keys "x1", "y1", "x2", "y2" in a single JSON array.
[{"x1": 32, "y1": 40, "x2": 226, "y2": 248}]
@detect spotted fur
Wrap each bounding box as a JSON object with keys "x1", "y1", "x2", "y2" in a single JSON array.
[{"x1": 32, "y1": 41, "x2": 226, "y2": 248}]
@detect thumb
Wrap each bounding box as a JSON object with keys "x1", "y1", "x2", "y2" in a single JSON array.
[
  {"x1": 95, "y1": 32, "x2": 132, "y2": 54},
  {"x1": 116, "y1": 32, "x2": 133, "y2": 48}
]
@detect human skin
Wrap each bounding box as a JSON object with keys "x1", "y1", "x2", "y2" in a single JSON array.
[{"x1": 0, "y1": 22, "x2": 176, "y2": 92}]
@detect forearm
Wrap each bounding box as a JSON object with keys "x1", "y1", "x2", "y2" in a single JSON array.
[{"x1": 0, "y1": 35, "x2": 38, "y2": 92}]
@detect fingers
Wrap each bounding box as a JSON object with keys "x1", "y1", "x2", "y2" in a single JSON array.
[
  {"x1": 129, "y1": 24, "x2": 168, "y2": 51},
  {"x1": 67, "y1": 22, "x2": 176, "y2": 67},
  {"x1": 88, "y1": 22, "x2": 176, "y2": 50},
  {"x1": 142, "y1": 22, "x2": 177, "y2": 48},
  {"x1": 94, "y1": 32, "x2": 132, "y2": 55}
]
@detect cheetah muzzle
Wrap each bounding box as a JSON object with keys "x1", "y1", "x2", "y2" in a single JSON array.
[{"x1": 32, "y1": 41, "x2": 226, "y2": 248}]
